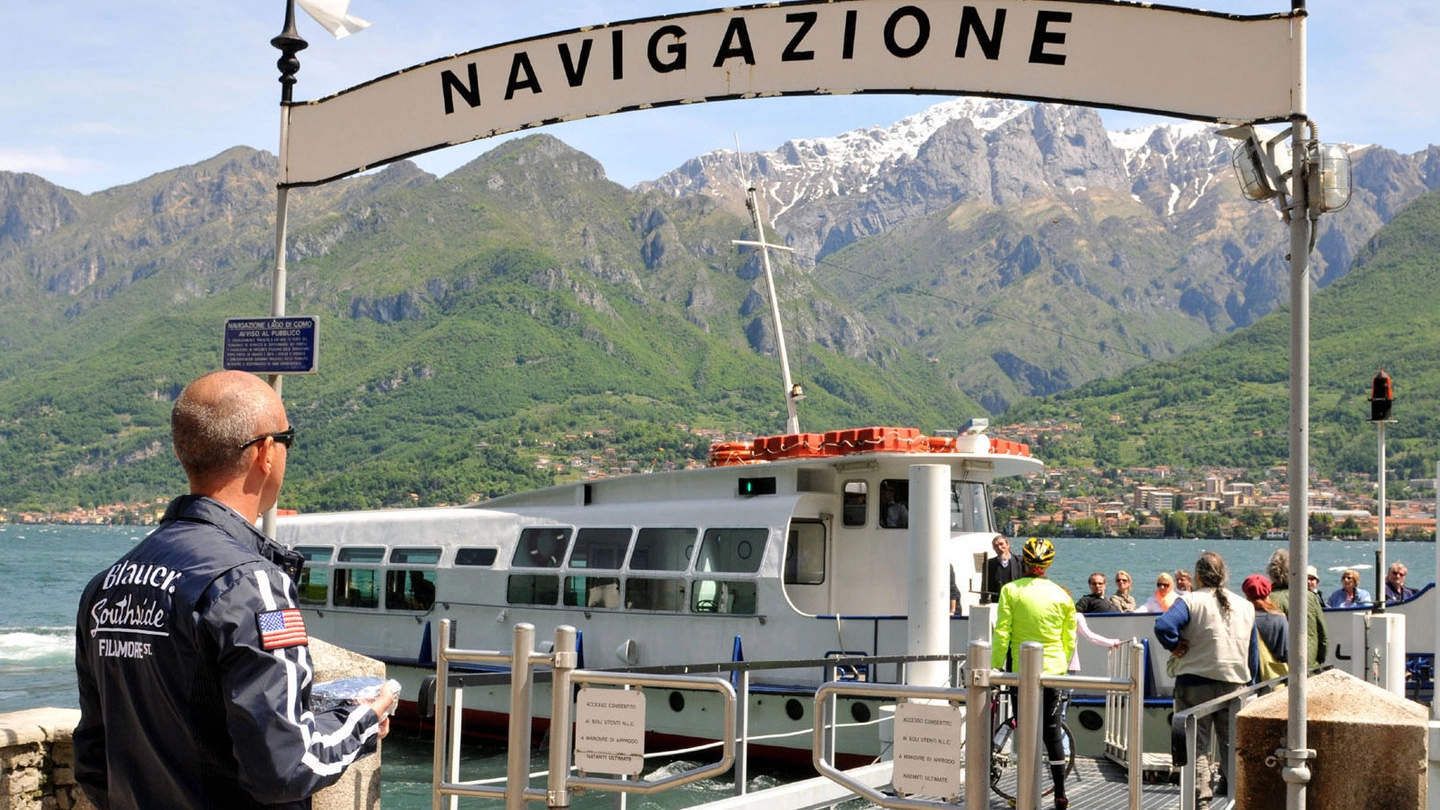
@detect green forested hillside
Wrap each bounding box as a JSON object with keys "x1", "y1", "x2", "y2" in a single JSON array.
[
  {"x1": 0, "y1": 138, "x2": 986, "y2": 512},
  {"x1": 1003, "y1": 187, "x2": 1440, "y2": 481}
]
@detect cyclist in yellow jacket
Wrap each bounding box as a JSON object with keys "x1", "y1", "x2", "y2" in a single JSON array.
[{"x1": 991, "y1": 538, "x2": 1077, "y2": 810}]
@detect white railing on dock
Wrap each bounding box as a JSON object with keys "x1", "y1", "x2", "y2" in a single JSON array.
[{"x1": 811, "y1": 638, "x2": 1146, "y2": 810}]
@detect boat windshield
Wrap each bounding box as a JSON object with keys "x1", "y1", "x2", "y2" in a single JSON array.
[{"x1": 951, "y1": 481, "x2": 992, "y2": 533}]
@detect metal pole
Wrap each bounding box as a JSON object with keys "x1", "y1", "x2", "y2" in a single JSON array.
[
  {"x1": 1128, "y1": 641, "x2": 1143, "y2": 810},
  {"x1": 1376, "y1": 420, "x2": 1387, "y2": 607},
  {"x1": 1284, "y1": 5, "x2": 1313, "y2": 805},
  {"x1": 742, "y1": 183, "x2": 799, "y2": 434},
  {"x1": 433, "y1": 619, "x2": 451, "y2": 810},
  {"x1": 734, "y1": 670, "x2": 749, "y2": 796},
  {"x1": 1016, "y1": 641, "x2": 1043, "y2": 810},
  {"x1": 508, "y1": 624, "x2": 536, "y2": 810},
  {"x1": 964, "y1": 640, "x2": 992, "y2": 810},
  {"x1": 548, "y1": 626, "x2": 577, "y2": 810},
  {"x1": 263, "y1": 0, "x2": 305, "y2": 539}
]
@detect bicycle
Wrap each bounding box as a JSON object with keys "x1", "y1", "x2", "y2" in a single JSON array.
[{"x1": 988, "y1": 686, "x2": 1076, "y2": 803}]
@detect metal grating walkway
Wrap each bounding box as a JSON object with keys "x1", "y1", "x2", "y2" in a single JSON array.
[{"x1": 982, "y1": 754, "x2": 1183, "y2": 810}]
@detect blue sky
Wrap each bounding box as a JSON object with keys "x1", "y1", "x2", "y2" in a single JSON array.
[{"x1": 4, "y1": 1, "x2": 1436, "y2": 194}]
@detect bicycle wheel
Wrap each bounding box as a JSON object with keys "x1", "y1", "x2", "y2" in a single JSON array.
[{"x1": 989, "y1": 720, "x2": 1076, "y2": 802}]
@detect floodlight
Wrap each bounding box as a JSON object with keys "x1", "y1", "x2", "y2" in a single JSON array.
[
  {"x1": 1310, "y1": 143, "x2": 1353, "y2": 213},
  {"x1": 960, "y1": 417, "x2": 989, "y2": 435},
  {"x1": 1218, "y1": 124, "x2": 1283, "y2": 202}
]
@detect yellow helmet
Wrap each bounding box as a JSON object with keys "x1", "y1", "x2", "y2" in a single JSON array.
[{"x1": 1021, "y1": 537, "x2": 1055, "y2": 570}]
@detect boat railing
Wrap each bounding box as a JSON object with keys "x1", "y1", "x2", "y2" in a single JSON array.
[
  {"x1": 811, "y1": 638, "x2": 1146, "y2": 810},
  {"x1": 422, "y1": 621, "x2": 972, "y2": 801}
]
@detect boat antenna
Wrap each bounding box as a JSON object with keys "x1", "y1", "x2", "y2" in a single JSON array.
[{"x1": 730, "y1": 134, "x2": 802, "y2": 434}]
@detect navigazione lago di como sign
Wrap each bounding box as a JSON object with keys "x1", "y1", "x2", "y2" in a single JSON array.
[{"x1": 280, "y1": 0, "x2": 1300, "y2": 187}]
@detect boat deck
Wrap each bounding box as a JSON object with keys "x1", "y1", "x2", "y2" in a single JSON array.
[{"x1": 1012, "y1": 753, "x2": 1182, "y2": 810}]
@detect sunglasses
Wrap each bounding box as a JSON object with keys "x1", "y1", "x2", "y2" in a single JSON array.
[
  {"x1": 1116, "y1": 577, "x2": 1130, "y2": 582},
  {"x1": 240, "y1": 427, "x2": 296, "y2": 450},
  {"x1": 1156, "y1": 582, "x2": 1171, "y2": 588}
]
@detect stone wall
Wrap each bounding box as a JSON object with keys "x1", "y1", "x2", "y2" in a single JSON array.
[{"x1": 0, "y1": 708, "x2": 93, "y2": 810}]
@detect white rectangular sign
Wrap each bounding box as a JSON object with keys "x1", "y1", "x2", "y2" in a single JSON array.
[
  {"x1": 574, "y1": 687, "x2": 646, "y2": 776},
  {"x1": 891, "y1": 701, "x2": 964, "y2": 799},
  {"x1": 281, "y1": 0, "x2": 1299, "y2": 186}
]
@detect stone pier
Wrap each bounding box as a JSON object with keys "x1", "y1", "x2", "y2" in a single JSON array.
[{"x1": 1235, "y1": 668, "x2": 1428, "y2": 809}]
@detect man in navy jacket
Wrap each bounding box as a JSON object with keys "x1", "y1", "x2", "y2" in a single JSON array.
[{"x1": 75, "y1": 371, "x2": 392, "y2": 809}]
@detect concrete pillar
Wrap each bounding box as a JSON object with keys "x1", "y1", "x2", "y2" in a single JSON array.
[
  {"x1": 1235, "y1": 669, "x2": 1427, "y2": 809},
  {"x1": 309, "y1": 635, "x2": 387, "y2": 810}
]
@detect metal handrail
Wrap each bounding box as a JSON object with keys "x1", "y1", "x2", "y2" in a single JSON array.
[
  {"x1": 810, "y1": 639, "x2": 1146, "y2": 810},
  {"x1": 431, "y1": 620, "x2": 737, "y2": 810},
  {"x1": 1171, "y1": 672, "x2": 1288, "y2": 810}
]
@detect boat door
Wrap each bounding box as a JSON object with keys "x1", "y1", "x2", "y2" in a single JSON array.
[{"x1": 783, "y1": 519, "x2": 830, "y2": 615}]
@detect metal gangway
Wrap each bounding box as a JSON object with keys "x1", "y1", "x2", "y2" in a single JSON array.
[{"x1": 422, "y1": 622, "x2": 1209, "y2": 810}]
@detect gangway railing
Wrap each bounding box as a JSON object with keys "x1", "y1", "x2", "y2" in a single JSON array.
[
  {"x1": 429, "y1": 620, "x2": 736, "y2": 810},
  {"x1": 1172, "y1": 669, "x2": 1290, "y2": 810},
  {"x1": 812, "y1": 639, "x2": 1145, "y2": 810}
]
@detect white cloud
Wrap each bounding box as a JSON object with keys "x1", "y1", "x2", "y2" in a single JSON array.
[{"x1": 0, "y1": 148, "x2": 92, "y2": 176}]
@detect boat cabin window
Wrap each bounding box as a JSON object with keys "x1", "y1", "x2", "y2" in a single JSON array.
[
  {"x1": 627, "y1": 528, "x2": 695, "y2": 571},
  {"x1": 950, "y1": 481, "x2": 992, "y2": 533},
  {"x1": 784, "y1": 523, "x2": 826, "y2": 585},
  {"x1": 842, "y1": 481, "x2": 868, "y2": 527},
  {"x1": 455, "y1": 548, "x2": 499, "y2": 566},
  {"x1": 563, "y1": 528, "x2": 630, "y2": 608},
  {"x1": 386, "y1": 570, "x2": 437, "y2": 611},
  {"x1": 390, "y1": 547, "x2": 442, "y2": 565},
  {"x1": 293, "y1": 546, "x2": 332, "y2": 606},
  {"x1": 334, "y1": 546, "x2": 384, "y2": 608},
  {"x1": 513, "y1": 527, "x2": 571, "y2": 568},
  {"x1": 507, "y1": 574, "x2": 559, "y2": 606},
  {"x1": 568, "y1": 528, "x2": 631, "y2": 569},
  {"x1": 878, "y1": 479, "x2": 910, "y2": 529},
  {"x1": 695, "y1": 528, "x2": 766, "y2": 574},
  {"x1": 624, "y1": 577, "x2": 685, "y2": 612},
  {"x1": 692, "y1": 580, "x2": 757, "y2": 615}
]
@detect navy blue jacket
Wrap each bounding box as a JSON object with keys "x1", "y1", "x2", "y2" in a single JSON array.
[{"x1": 75, "y1": 495, "x2": 382, "y2": 809}]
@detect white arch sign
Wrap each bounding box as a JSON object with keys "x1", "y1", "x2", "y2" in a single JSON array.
[{"x1": 280, "y1": 0, "x2": 1300, "y2": 187}]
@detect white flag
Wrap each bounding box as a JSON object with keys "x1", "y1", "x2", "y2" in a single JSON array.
[{"x1": 296, "y1": 0, "x2": 371, "y2": 39}]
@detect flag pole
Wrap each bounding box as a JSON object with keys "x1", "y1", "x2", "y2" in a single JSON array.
[{"x1": 263, "y1": 0, "x2": 307, "y2": 538}]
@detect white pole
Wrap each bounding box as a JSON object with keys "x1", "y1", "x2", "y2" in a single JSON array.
[
  {"x1": 741, "y1": 183, "x2": 800, "y2": 435},
  {"x1": 1284, "y1": 6, "x2": 1312, "y2": 808},
  {"x1": 907, "y1": 464, "x2": 950, "y2": 687},
  {"x1": 1377, "y1": 420, "x2": 1387, "y2": 604}
]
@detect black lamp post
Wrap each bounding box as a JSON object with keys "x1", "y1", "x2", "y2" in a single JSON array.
[{"x1": 1371, "y1": 369, "x2": 1395, "y2": 608}]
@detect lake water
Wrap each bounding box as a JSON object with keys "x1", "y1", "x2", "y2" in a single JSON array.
[{"x1": 5, "y1": 523, "x2": 1434, "y2": 807}]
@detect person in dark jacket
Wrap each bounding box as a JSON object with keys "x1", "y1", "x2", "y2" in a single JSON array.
[
  {"x1": 1266, "y1": 548, "x2": 1328, "y2": 670},
  {"x1": 74, "y1": 371, "x2": 392, "y2": 810},
  {"x1": 980, "y1": 535, "x2": 1019, "y2": 604},
  {"x1": 1075, "y1": 572, "x2": 1115, "y2": 613}
]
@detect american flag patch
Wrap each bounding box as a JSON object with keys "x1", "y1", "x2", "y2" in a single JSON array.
[{"x1": 257, "y1": 608, "x2": 308, "y2": 650}]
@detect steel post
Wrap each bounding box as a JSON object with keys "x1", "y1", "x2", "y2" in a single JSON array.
[
  {"x1": 965, "y1": 641, "x2": 992, "y2": 810},
  {"x1": 507, "y1": 623, "x2": 536, "y2": 810},
  {"x1": 1016, "y1": 642, "x2": 1043, "y2": 810},
  {"x1": 548, "y1": 626, "x2": 577, "y2": 809}
]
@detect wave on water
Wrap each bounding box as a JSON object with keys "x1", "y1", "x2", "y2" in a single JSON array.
[{"x1": 0, "y1": 627, "x2": 74, "y2": 665}]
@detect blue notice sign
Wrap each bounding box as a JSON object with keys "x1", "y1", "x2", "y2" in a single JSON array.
[{"x1": 223, "y1": 317, "x2": 319, "y2": 375}]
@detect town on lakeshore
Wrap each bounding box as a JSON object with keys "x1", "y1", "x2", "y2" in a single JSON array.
[{"x1": 5, "y1": 419, "x2": 1432, "y2": 541}]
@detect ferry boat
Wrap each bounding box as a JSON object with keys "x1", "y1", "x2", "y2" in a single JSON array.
[
  {"x1": 276, "y1": 424, "x2": 1044, "y2": 763},
  {"x1": 273, "y1": 426, "x2": 1438, "y2": 766}
]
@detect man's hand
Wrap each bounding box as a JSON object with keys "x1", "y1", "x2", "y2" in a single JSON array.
[{"x1": 363, "y1": 684, "x2": 398, "y2": 740}]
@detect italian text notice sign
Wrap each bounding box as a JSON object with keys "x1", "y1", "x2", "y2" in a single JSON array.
[
  {"x1": 892, "y1": 701, "x2": 963, "y2": 799},
  {"x1": 223, "y1": 317, "x2": 319, "y2": 375},
  {"x1": 574, "y1": 688, "x2": 646, "y2": 776}
]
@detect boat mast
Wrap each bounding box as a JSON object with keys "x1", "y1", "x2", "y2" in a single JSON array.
[{"x1": 731, "y1": 142, "x2": 802, "y2": 434}]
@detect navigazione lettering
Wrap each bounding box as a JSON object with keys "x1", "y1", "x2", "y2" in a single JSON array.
[{"x1": 441, "y1": 4, "x2": 1069, "y2": 115}]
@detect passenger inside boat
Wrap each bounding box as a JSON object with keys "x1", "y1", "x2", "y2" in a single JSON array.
[{"x1": 879, "y1": 480, "x2": 909, "y2": 529}]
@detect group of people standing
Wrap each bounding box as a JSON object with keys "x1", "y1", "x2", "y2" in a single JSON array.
[{"x1": 986, "y1": 537, "x2": 1394, "y2": 810}]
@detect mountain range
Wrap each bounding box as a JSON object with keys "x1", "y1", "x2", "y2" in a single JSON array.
[{"x1": 0, "y1": 97, "x2": 1437, "y2": 512}]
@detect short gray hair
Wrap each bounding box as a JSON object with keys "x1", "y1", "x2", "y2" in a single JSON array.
[{"x1": 172, "y1": 377, "x2": 268, "y2": 482}]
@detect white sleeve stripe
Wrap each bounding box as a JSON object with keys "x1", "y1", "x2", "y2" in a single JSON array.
[{"x1": 248, "y1": 566, "x2": 382, "y2": 777}]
